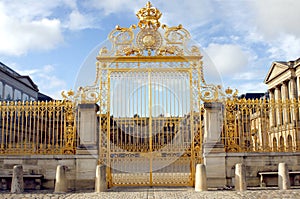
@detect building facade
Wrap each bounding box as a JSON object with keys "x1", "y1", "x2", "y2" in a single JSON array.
[
  {"x1": 0, "y1": 62, "x2": 39, "y2": 101},
  {"x1": 264, "y1": 58, "x2": 300, "y2": 151}
]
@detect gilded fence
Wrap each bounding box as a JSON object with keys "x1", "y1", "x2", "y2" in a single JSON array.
[
  {"x1": 0, "y1": 100, "x2": 76, "y2": 155},
  {"x1": 223, "y1": 98, "x2": 300, "y2": 153}
]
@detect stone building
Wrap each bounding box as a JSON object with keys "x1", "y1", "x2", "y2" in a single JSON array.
[
  {"x1": 264, "y1": 57, "x2": 300, "y2": 151},
  {"x1": 0, "y1": 61, "x2": 39, "y2": 101}
]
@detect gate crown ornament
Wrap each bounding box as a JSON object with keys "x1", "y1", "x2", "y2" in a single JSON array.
[
  {"x1": 98, "y1": 1, "x2": 197, "y2": 57},
  {"x1": 136, "y1": 1, "x2": 162, "y2": 30}
]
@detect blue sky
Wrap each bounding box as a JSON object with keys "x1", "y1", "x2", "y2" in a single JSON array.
[{"x1": 1, "y1": 0, "x2": 300, "y2": 99}]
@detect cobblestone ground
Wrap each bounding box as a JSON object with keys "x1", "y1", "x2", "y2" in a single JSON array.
[{"x1": 1, "y1": 187, "x2": 300, "y2": 199}]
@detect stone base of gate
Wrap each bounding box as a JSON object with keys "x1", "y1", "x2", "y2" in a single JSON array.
[
  {"x1": 75, "y1": 155, "x2": 98, "y2": 190},
  {"x1": 203, "y1": 142, "x2": 226, "y2": 188}
]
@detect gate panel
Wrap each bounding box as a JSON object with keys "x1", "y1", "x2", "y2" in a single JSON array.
[
  {"x1": 150, "y1": 71, "x2": 193, "y2": 186},
  {"x1": 108, "y1": 70, "x2": 194, "y2": 186}
]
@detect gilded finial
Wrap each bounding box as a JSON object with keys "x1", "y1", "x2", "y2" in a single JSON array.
[
  {"x1": 225, "y1": 87, "x2": 233, "y2": 95},
  {"x1": 136, "y1": 1, "x2": 162, "y2": 30}
]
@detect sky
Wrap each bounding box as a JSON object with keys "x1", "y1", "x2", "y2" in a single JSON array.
[{"x1": 1, "y1": 0, "x2": 300, "y2": 99}]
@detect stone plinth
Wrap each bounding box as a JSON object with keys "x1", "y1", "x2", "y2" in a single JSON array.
[
  {"x1": 54, "y1": 165, "x2": 68, "y2": 193},
  {"x1": 235, "y1": 163, "x2": 247, "y2": 191},
  {"x1": 278, "y1": 162, "x2": 290, "y2": 190},
  {"x1": 195, "y1": 164, "x2": 207, "y2": 191},
  {"x1": 95, "y1": 164, "x2": 107, "y2": 192},
  {"x1": 11, "y1": 165, "x2": 24, "y2": 193}
]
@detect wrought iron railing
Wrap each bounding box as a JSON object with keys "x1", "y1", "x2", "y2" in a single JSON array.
[
  {"x1": 0, "y1": 100, "x2": 76, "y2": 155},
  {"x1": 223, "y1": 98, "x2": 300, "y2": 152}
]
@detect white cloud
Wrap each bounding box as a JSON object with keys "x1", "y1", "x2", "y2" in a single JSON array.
[
  {"x1": 158, "y1": 0, "x2": 214, "y2": 28},
  {"x1": 0, "y1": 0, "x2": 99, "y2": 56},
  {"x1": 13, "y1": 65, "x2": 67, "y2": 99},
  {"x1": 83, "y1": 0, "x2": 214, "y2": 29},
  {"x1": 205, "y1": 43, "x2": 249, "y2": 76},
  {"x1": 249, "y1": 0, "x2": 300, "y2": 39},
  {"x1": 0, "y1": 2, "x2": 63, "y2": 56},
  {"x1": 267, "y1": 34, "x2": 300, "y2": 60},
  {"x1": 67, "y1": 10, "x2": 95, "y2": 30},
  {"x1": 236, "y1": 82, "x2": 267, "y2": 94},
  {"x1": 84, "y1": 0, "x2": 144, "y2": 15}
]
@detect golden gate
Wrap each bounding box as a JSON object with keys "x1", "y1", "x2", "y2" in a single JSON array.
[{"x1": 70, "y1": 2, "x2": 222, "y2": 187}]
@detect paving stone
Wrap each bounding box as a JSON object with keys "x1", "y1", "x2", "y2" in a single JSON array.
[{"x1": 1, "y1": 187, "x2": 300, "y2": 198}]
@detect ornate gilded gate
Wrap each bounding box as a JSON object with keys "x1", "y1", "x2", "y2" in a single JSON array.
[{"x1": 71, "y1": 2, "x2": 223, "y2": 187}]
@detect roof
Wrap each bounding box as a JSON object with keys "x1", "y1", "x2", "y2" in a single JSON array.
[
  {"x1": 38, "y1": 92, "x2": 53, "y2": 101},
  {"x1": 264, "y1": 58, "x2": 300, "y2": 84},
  {"x1": 0, "y1": 61, "x2": 39, "y2": 91},
  {"x1": 239, "y1": 93, "x2": 268, "y2": 99}
]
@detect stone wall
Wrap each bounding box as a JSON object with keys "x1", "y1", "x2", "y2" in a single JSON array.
[
  {"x1": 225, "y1": 152, "x2": 300, "y2": 187},
  {"x1": 0, "y1": 154, "x2": 97, "y2": 190},
  {"x1": 1, "y1": 152, "x2": 300, "y2": 189}
]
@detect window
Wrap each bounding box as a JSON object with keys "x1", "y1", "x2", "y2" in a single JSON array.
[
  {"x1": 0, "y1": 82, "x2": 2, "y2": 99},
  {"x1": 4, "y1": 85, "x2": 12, "y2": 100},
  {"x1": 14, "y1": 89, "x2": 21, "y2": 100},
  {"x1": 23, "y1": 94, "x2": 29, "y2": 101}
]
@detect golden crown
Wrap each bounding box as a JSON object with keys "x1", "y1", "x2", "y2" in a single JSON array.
[
  {"x1": 136, "y1": 1, "x2": 162, "y2": 29},
  {"x1": 225, "y1": 87, "x2": 233, "y2": 95}
]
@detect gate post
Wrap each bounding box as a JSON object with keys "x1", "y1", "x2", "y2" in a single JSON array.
[
  {"x1": 77, "y1": 103, "x2": 99, "y2": 153},
  {"x1": 203, "y1": 102, "x2": 226, "y2": 188},
  {"x1": 75, "y1": 103, "x2": 99, "y2": 190}
]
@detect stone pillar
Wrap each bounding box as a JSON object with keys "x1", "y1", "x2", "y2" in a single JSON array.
[
  {"x1": 269, "y1": 89, "x2": 275, "y2": 127},
  {"x1": 203, "y1": 102, "x2": 226, "y2": 188},
  {"x1": 95, "y1": 164, "x2": 107, "y2": 192},
  {"x1": 77, "y1": 104, "x2": 99, "y2": 155},
  {"x1": 195, "y1": 164, "x2": 207, "y2": 191},
  {"x1": 290, "y1": 78, "x2": 297, "y2": 99},
  {"x1": 11, "y1": 165, "x2": 24, "y2": 193},
  {"x1": 278, "y1": 163, "x2": 290, "y2": 190},
  {"x1": 235, "y1": 163, "x2": 247, "y2": 191},
  {"x1": 290, "y1": 78, "x2": 299, "y2": 122},
  {"x1": 281, "y1": 83, "x2": 289, "y2": 124},
  {"x1": 275, "y1": 86, "x2": 282, "y2": 125},
  {"x1": 54, "y1": 165, "x2": 68, "y2": 193},
  {"x1": 297, "y1": 76, "x2": 300, "y2": 99}
]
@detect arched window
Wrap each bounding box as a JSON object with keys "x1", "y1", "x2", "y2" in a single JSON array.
[
  {"x1": 273, "y1": 137, "x2": 277, "y2": 152},
  {"x1": 287, "y1": 135, "x2": 293, "y2": 151},
  {"x1": 279, "y1": 136, "x2": 284, "y2": 152}
]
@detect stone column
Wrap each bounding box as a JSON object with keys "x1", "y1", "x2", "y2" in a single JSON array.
[
  {"x1": 54, "y1": 165, "x2": 68, "y2": 193},
  {"x1": 95, "y1": 164, "x2": 107, "y2": 192},
  {"x1": 281, "y1": 83, "x2": 289, "y2": 124},
  {"x1": 11, "y1": 165, "x2": 24, "y2": 193},
  {"x1": 297, "y1": 77, "x2": 300, "y2": 120},
  {"x1": 195, "y1": 164, "x2": 207, "y2": 191},
  {"x1": 275, "y1": 86, "x2": 282, "y2": 126},
  {"x1": 203, "y1": 102, "x2": 226, "y2": 188},
  {"x1": 269, "y1": 89, "x2": 275, "y2": 127},
  {"x1": 235, "y1": 163, "x2": 247, "y2": 191},
  {"x1": 278, "y1": 162, "x2": 290, "y2": 190},
  {"x1": 77, "y1": 104, "x2": 99, "y2": 155},
  {"x1": 289, "y1": 79, "x2": 298, "y2": 122},
  {"x1": 297, "y1": 76, "x2": 300, "y2": 99}
]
